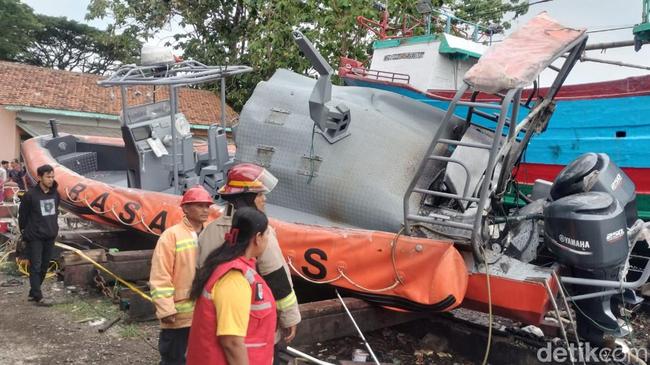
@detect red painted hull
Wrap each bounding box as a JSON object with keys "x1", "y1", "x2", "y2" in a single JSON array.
[
  {"x1": 464, "y1": 271, "x2": 558, "y2": 325},
  {"x1": 517, "y1": 162, "x2": 650, "y2": 195}
]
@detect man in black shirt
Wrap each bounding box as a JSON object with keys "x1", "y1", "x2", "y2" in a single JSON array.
[
  {"x1": 18, "y1": 164, "x2": 60, "y2": 305},
  {"x1": 9, "y1": 159, "x2": 27, "y2": 191}
]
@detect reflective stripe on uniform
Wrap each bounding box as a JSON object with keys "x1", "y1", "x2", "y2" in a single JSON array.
[
  {"x1": 250, "y1": 302, "x2": 272, "y2": 311},
  {"x1": 202, "y1": 289, "x2": 212, "y2": 300},
  {"x1": 151, "y1": 287, "x2": 175, "y2": 299},
  {"x1": 244, "y1": 342, "x2": 268, "y2": 348},
  {"x1": 175, "y1": 238, "x2": 198, "y2": 252},
  {"x1": 275, "y1": 291, "x2": 297, "y2": 311},
  {"x1": 175, "y1": 301, "x2": 195, "y2": 313},
  {"x1": 244, "y1": 268, "x2": 256, "y2": 284}
]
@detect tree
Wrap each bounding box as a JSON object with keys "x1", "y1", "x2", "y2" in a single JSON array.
[
  {"x1": 18, "y1": 15, "x2": 140, "y2": 74},
  {"x1": 0, "y1": 0, "x2": 41, "y2": 60},
  {"x1": 87, "y1": 0, "x2": 529, "y2": 109},
  {"x1": 0, "y1": 0, "x2": 140, "y2": 75}
]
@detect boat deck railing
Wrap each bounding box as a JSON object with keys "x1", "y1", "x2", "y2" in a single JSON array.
[{"x1": 346, "y1": 66, "x2": 411, "y2": 84}]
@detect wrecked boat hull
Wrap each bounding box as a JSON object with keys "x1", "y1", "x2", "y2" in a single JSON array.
[{"x1": 22, "y1": 134, "x2": 477, "y2": 314}]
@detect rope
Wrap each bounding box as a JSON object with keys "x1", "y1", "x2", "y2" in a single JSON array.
[
  {"x1": 16, "y1": 258, "x2": 59, "y2": 279},
  {"x1": 65, "y1": 187, "x2": 161, "y2": 236},
  {"x1": 287, "y1": 257, "x2": 342, "y2": 285},
  {"x1": 480, "y1": 246, "x2": 492, "y2": 365},
  {"x1": 54, "y1": 242, "x2": 152, "y2": 302},
  {"x1": 286, "y1": 228, "x2": 406, "y2": 293},
  {"x1": 287, "y1": 258, "x2": 401, "y2": 293}
]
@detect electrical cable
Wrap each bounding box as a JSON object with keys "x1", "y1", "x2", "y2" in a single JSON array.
[{"x1": 480, "y1": 246, "x2": 493, "y2": 365}]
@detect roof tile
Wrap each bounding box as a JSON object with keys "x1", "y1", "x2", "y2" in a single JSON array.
[{"x1": 0, "y1": 61, "x2": 238, "y2": 126}]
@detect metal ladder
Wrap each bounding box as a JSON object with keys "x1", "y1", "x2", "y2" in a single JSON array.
[
  {"x1": 403, "y1": 36, "x2": 588, "y2": 263},
  {"x1": 403, "y1": 85, "x2": 523, "y2": 257}
]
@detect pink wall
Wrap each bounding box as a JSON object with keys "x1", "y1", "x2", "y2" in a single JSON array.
[{"x1": 0, "y1": 108, "x2": 19, "y2": 161}]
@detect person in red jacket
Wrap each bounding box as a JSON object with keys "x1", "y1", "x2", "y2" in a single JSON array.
[{"x1": 187, "y1": 207, "x2": 276, "y2": 365}]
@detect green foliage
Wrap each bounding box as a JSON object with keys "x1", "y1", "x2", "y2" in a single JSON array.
[
  {"x1": 0, "y1": 0, "x2": 140, "y2": 74},
  {"x1": 0, "y1": 0, "x2": 41, "y2": 60},
  {"x1": 87, "y1": 0, "x2": 529, "y2": 110}
]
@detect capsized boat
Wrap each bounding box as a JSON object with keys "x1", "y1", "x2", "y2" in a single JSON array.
[
  {"x1": 339, "y1": 8, "x2": 650, "y2": 220},
  {"x1": 22, "y1": 13, "x2": 650, "y2": 343}
]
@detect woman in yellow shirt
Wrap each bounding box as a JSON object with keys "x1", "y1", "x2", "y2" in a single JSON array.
[{"x1": 187, "y1": 207, "x2": 277, "y2": 365}]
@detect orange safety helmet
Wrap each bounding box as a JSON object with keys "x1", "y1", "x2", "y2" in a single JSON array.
[
  {"x1": 181, "y1": 186, "x2": 214, "y2": 205},
  {"x1": 218, "y1": 163, "x2": 278, "y2": 195}
]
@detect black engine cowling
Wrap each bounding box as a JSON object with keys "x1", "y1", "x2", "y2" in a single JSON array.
[
  {"x1": 550, "y1": 152, "x2": 637, "y2": 226},
  {"x1": 544, "y1": 192, "x2": 629, "y2": 269}
]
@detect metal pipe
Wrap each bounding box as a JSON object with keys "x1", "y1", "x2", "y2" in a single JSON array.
[
  {"x1": 49, "y1": 119, "x2": 59, "y2": 138},
  {"x1": 584, "y1": 40, "x2": 636, "y2": 51},
  {"x1": 580, "y1": 56, "x2": 650, "y2": 71},
  {"x1": 220, "y1": 77, "x2": 226, "y2": 129},
  {"x1": 552, "y1": 271, "x2": 586, "y2": 365},
  {"x1": 335, "y1": 290, "x2": 381, "y2": 365},
  {"x1": 544, "y1": 280, "x2": 575, "y2": 365},
  {"x1": 169, "y1": 86, "x2": 179, "y2": 194},
  {"x1": 561, "y1": 256, "x2": 650, "y2": 289},
  {"x1": 120, "y1": 86, "x2": 128, "y2": 127},
  {"x1": 471, "y1": 89, "x2": 516, "y2": 262},
  {"x1": 567, "y1": 289, "x2": 626, "y2": 302},
  {"x1": 285, "y1": 347, "x2": 335, "y2": 365}
]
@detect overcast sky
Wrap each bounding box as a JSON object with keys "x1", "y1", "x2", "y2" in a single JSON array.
[{"x1": 22, "y1": 0, "x2": 650, "y2": 85}]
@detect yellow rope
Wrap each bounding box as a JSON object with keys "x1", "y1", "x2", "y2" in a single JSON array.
[
  {"x1": 15, "y1": 258, "x2": 59, "y2": 279},
  {"x1": 54, "y1": 242, "x2": 152, "y2": 302}
]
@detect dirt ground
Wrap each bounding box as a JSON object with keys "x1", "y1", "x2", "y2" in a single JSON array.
[
  {"x1": 2, "y1": 261, "x2": 650, "y2": 365},
  {"x1": 0, "y1": 269, "x2": 160, "y2": 365},
  {"x1": 0, "y1": 265, "x2": 471, "y2": 365}
]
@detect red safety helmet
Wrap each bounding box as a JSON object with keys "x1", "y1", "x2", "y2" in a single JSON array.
[
  {"x1": 218, "y1": 163, "x2": 278, "y2": 195},
  {"x1": 181, "y1": 186, "x2": 214, "y2": 205}
]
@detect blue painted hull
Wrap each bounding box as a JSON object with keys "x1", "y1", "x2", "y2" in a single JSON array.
[{"x1": 344, "y1": 79, "x2": 650, "y2": 169}]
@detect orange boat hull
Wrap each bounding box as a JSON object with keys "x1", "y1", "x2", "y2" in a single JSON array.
[{"x1": 23, "y1": 135, "x2": 556, "y2": 322}]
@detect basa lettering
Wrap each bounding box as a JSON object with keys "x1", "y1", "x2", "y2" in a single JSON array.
[{"x1": 66, "y1": 182, "x2": 167, "y2": 232}]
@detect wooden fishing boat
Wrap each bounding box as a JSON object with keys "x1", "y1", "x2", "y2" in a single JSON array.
[{"x1": 339, "y1": 9, "x2": 650, "y2": 219}]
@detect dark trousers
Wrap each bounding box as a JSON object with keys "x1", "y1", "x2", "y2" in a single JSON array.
[
  {"x1": 159, "y1": 327, "x2": 190, "y2": 365},
  {"x1": 27, "y1": 239, "x2": 54, "y2": 300}
]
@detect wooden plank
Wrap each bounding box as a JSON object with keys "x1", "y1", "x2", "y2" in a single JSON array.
[
  {"x1": 103, "y1": 259, "x2": 152, "y2": 282},
  {"x1": 299, "y1": 298, "x2": 369, "y2": 318},
  {"x1": 63, "y1": 263, "x2": 96, "y2": 288},
  {"x1": 291, "y1": 298, "x2": 425, "y2": 346},
  {"x1": 61, "y1": 249, "x2": 106, "y2": 267},
  {"x1": 119, "y1": 286, "x2": 157, "y2": 322},
  {"x1": 107, "y1": 249, "x2": 154, "y2": 262}
]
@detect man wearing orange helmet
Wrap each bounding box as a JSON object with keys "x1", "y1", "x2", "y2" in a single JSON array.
[
  {"x1": 197, "y1": 163, "x2": 301, "y2": 363},
  {"x1": 150, "y1": 186, "x2": 213, "y2": 365}
]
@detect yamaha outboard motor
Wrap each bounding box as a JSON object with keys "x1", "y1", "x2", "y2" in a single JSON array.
[
  {"x1": 545, "y1": 153, "x2": 639, "y2": 344},
  {"x1": 550, "y1": 152, "x2": 637, "y2": 226},
  {"x1": 544, "y1": 192, "x2": 629, "y2": 343}
]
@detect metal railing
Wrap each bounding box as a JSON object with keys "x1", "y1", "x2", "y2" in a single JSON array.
[
  {"x1": 347, "y1": 66, "x2": 410, "y2": 84},
  {"x1": 402, "y1": 33, "x2": 589, "y2": 262}
]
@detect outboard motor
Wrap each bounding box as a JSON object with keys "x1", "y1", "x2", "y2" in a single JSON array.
[
  {"x1": 544, "y1": 192, "x2": 630, "y2": 343},
  {"x1": 550, "y1": 152, "x2": 637, "y2": 226}
]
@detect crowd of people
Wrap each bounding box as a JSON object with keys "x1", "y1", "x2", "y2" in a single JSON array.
[
  {"x1": 0, "y1": 158, "x2": 29, "y2": 200},
  {"x1": 16, "y1": 160, "x2": 296, "y2": 364}
]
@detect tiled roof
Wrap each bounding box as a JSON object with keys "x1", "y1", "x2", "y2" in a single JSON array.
[{"x1": 0, "y1": 61, "x2": 238, "y2": 126}]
